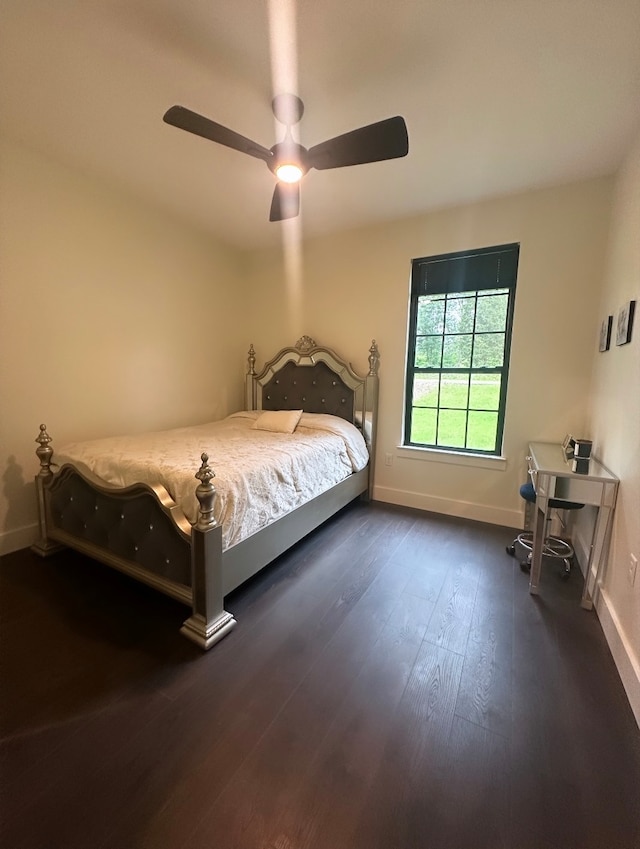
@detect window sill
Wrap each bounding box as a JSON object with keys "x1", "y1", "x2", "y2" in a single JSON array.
[{"x1": 396, "y1": 445, "x2": 507, "y2": 471}]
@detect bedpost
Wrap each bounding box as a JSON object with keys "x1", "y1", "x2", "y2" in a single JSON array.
[
  {"x1": 31, "y1": 425, "x2": 64, "y2": 557},
  {"x1": 246, "y1": 343, "x2": 257, "y2": 411},
  {"x1": 180, "y1": 453, "x2": 236, "y2": 650},
  {"x1": 364, "y1": 341, "x2": 380, "y2": 501}
]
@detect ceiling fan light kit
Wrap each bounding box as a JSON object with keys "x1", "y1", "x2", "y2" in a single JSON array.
[
  {"x1": 274, "y1": 163, "x2": 304, "y2": 183},
  {"x1": 163, "y1": 93, "x2": 408, "y2": 222}
]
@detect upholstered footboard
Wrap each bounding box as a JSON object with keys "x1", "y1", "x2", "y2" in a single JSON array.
[{"x1": 32, "y1": 426, "x2": 236, "y2": 650}]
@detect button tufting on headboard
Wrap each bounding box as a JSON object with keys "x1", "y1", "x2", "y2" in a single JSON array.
[{"x1": 261, "y1": 360, "x2": 355, "y2": 421}]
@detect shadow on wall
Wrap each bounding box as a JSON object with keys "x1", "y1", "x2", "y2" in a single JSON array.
[{"x1": 3, "y1": 455, "x2": 35, "y2": 542}]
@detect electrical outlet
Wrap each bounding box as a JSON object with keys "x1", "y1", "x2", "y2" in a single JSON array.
[
  {"x1": 629, "y1": 554, "x2": 638, "y2": 587},
  {"x1": 384, "y1": 453, "x2": 393, "y2": 467}
]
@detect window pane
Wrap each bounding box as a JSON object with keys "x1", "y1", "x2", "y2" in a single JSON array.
[
  {"x1": 417, "y1": 296, "x2": 444, "y2": 334},
  {"x1": 472, "y1": 333, "x2": 505, "y2": 367},
  {"x1": 442, "y1": 334, "x2": 472, "y2": 368},
  {"x1": 444, "y1": 296, "x2": 475, "y2": 334},
  {"x1": 469, "y1": 375, "x2": 501, "y2": 410},
  {"x1": 415, "y1": 335, "x2": 443, "y2": 368},
  {"x1": 412, "y1": 374, "x2": 439, "y2": 406},
  {"x1": 439, "y1": 373, "x2": 469, "y2": 409},
  {"x1": 467, "y1": 411, "x2": 498, "y2": 451},
  {"x1": 410, "y1": 407, "x2": 437, "y2": 444},
  {"x1": 437, "y1": 409, "x2": 467, "y2": 448},
  {"x1": 476, "y1": 292, "x2": 508, "y2": 332}
]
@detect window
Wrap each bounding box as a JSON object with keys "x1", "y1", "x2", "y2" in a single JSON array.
[{"x1": 404, "y1": 243, "x2": 519, "y2": 455}]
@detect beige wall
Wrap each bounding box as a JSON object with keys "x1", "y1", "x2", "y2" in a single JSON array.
[
  {"x1": 585, "y1": 127, "x2": 640, "y2": 724},
  {"x1": 0, "y1": 139, "x2": 246, "y2": 553},
  {"x1": 244, "y1": 178, "x2": 613, "y2": 527}
]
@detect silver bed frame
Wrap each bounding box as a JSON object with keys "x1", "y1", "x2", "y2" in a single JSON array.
[{"x1": 32, "y1": 337, "x2": 379, "y2": 650}]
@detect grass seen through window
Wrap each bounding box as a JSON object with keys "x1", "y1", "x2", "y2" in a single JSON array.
[{"x1": 410, "y1": 374, "x2": 500, "y2": 450}]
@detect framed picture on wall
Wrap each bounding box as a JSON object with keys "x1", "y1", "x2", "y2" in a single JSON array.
[
  {"x1": 615, "y1": 300, "x2": 636, "y2": 346},
  {"x1": 599, "y1": 315, "x2": 613, "y2": 352}
]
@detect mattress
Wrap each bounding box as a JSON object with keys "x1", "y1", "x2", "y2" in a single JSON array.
[{"x1": 54, "y1": 411, "x2": 369, "y2": 550}]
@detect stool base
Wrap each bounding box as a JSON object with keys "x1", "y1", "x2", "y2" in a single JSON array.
[{"x1": 506, "y1": 531, "x2": 574, "y2": 579}]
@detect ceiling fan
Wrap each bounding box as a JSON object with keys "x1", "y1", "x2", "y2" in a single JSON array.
[{"x1": 163, "y1": 94, "x2": 409, "y2": 222}]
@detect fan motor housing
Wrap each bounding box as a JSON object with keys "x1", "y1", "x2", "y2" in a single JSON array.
[{"x1": 268, "y1": 141, "x2": 310, "y2": 178}]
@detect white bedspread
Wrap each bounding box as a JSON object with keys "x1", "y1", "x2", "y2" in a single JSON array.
[{"x1": 54, "y1": 412, "x2": 369, "y2": 550}]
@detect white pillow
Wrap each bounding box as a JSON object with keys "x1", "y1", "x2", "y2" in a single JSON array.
[{"x1": 253, "y1": 409, "x2": 303, "y2": 434}]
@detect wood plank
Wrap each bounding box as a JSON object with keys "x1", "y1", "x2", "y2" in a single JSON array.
[
  {"x1": 454, "y1": 546, "x2": 514, "y2": 736},
  {"x1": 421, "y1": 557, "x2": 479, "y2": 655}
]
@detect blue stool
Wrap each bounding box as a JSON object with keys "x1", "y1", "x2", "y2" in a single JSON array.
[{"x1": 506, "y1": 481, "x2": 584, "y2": 578}]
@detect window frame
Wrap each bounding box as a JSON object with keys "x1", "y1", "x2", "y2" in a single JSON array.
[{"x1": 404, "y1": 243, "x2": 519, "y2": 456}]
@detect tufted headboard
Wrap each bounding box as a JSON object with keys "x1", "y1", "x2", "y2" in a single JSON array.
[
  {"x1": 245, "y1": 335, "x2": 379, "y2": 456},
  {"x1": 261, "y1": 359, "x2": 356, "y2": 419}
]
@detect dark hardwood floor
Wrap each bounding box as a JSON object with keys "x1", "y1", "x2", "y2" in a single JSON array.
[{"x1": 2, "y1": 501, "x2": 639, "y2": 849}]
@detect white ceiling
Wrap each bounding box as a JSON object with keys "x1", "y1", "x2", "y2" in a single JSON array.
[{"x1": 2, "y1": 0, "x2": 639, "y2": 250}]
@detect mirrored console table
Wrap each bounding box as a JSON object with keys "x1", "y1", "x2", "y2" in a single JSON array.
[{"x1": 527, "y1": 442, "x2": 619, "y2": 609}]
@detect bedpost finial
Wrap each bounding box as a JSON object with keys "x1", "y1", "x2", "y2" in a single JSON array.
[
  {"x1": 35, "y1": 424, "x2": 54, "y2": 476},
  {"x1": 194, "y1": 453, "x2": 217, "y2": 530},
  {"x1": 368, "y1": 340, "x2": 380, "y2": 376},
  {"x1": 247, "y1": 344, "x2": 256, "y2": 376},
  {"x1": 195, "y1": 453, "x2": 215, "y2": 486}
]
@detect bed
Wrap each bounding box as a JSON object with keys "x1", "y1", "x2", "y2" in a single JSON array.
[{"x1": 32, "y1": 336, "x2": 380, "y2": 649}]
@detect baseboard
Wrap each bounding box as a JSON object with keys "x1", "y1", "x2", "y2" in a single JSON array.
[
  {"x1": 372, "y1": 485, "x2": 521, "y2": 529},
  {"x1": 595, "y1": 587, "x2": 640, "y2": 729},
  {"x1": 0, "y1": 524, "x2": 38, "y2": 557},
  {"x1": 572, "y1": 529, "x2": 640, "y2": 728}
]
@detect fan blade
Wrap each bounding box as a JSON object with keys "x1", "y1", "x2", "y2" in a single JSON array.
[
  {"x1": 163, "y1": 105, "x2": 272, "y2": 163},
  {"x1": 307, "y1": 116, "x2": 408, "y2": 170},
  {"x1": 269, "y1": 182, "x2": 300, "y2": 221}
]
